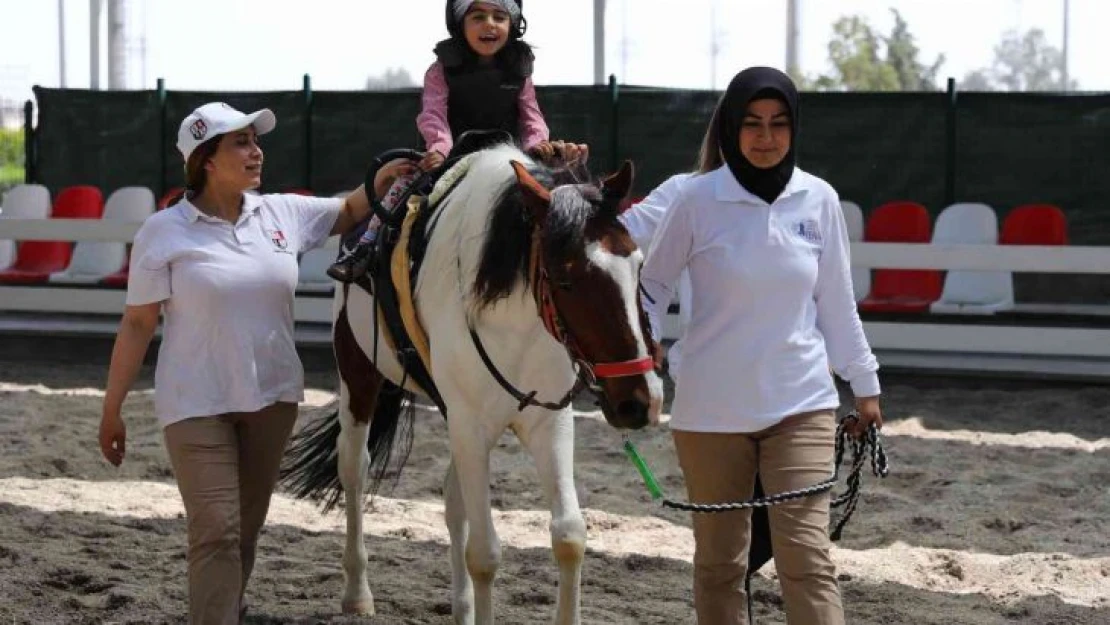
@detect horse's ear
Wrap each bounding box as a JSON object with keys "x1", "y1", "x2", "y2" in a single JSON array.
[
  {"x1": 599, "y1": 158, "x2": 634, "y2": 200},
  {"x1": 601, "y1": 160, "x2": 634, "y2": 212},
  {"x1": 510, "y1": 160, "x2": 550, "y2": 222}
]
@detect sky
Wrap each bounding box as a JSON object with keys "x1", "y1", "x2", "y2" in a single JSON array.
[{"x1": 0, "y1": 0, "x2": 1106, "y2": 106}]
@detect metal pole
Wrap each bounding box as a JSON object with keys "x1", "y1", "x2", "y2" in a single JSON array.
[
  {"x1": 593, "y1": 0, "x2": 606, "y2": 85},
  {"x1": 1062, "y1": 0, "x2": 1070, "y2": 91},
  {"x1": 58, "y1": 0, "x2": 67, "y2": 87},
  {"x1": 90, "y1": 0, "x2": 101, "y2": 89},
  {"x1": 608, "y1": 73, "x2": 618, "y2": 171},
  {"x1": 24, "y1": 101, "x2": 35, "y2": 183},
  {"x1": 786, "y1": 0, "x2": 800, "y2": 76},
  {"x1": 303, "y1": 73, "x2": 313, "y2": 192},
  {"x1": 944, "y1": 77, "x2": 957, "y2": 206},
  {"x1": 107, "y1": 0, "x2": 126, "y2": 89},
  {"x1": 157, "y1": 77, "x2": 166, "y2": 196}
]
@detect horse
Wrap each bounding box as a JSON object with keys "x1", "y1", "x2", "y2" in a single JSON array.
[{"x1": 281, "y1": 143, "x2": 665, "y2": 624}]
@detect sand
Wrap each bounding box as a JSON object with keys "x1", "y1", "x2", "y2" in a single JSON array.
[{"x1": 1, "y1": 360, "x2": 1107, "y2": 624}]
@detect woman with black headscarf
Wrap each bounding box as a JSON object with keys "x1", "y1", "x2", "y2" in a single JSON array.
[{"x1": 639, "y1": 67, "x2": 883, "y2": 624}]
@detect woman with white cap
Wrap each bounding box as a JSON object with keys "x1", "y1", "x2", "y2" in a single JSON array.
[{"x1": 97, "y1": 102, "x2": 413, "y2": 624}]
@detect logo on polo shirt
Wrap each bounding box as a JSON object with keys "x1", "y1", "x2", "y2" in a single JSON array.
[
  {"x1": 795, "y1": 219, "x2": 821, "y2": 244},
  {"x1": 189, "y1": 119, "x2": 208, "y2": 140},
  {"x1": 268, "y1": 229, "x2": 288, "y2": 251}
]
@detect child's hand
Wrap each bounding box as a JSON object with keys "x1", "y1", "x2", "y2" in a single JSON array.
[
  {"x1": 419, "y1": 151, "x2": 445, "y2": 171},
  {"x1": 527, "y1": 141, "x2": 556, "y2": 161}
]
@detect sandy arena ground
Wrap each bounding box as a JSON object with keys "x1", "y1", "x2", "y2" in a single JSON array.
[{"x1": 1, "y1": 360, "x2": 1108, "y2": 624}]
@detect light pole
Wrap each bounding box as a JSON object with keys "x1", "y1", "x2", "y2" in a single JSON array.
[
  {"x1": 594, "y1": 0, "x2": 606, "y2": 84},
  {"x1": 1062, "y1": 0, "x2": 1070, "y2": 91},
  {"x1": 58, "y1": 0, "x2": 66, "y2": 87}
]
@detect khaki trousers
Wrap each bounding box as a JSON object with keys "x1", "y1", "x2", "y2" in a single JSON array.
[
  {"x1": 673, "y1": 410, "x2": 844, "y2": 625},
  {"x1": 163, "y1": 401, "x2": 298, "y2": 625}
]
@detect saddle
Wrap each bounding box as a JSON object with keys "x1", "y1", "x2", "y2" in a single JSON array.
[{"x1": 344, "y1": 130, "x2": 512, "y2": 417}]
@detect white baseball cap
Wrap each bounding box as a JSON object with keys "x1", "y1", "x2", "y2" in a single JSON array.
[{"x1": 176, "y1": 102, "x2": 277, "y2": 161}]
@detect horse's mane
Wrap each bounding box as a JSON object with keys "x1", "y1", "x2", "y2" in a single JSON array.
[{"x1": 472, "y1": 155, "x2": 600, "y2": 310}]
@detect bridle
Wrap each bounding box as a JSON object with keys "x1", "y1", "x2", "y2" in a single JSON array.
[{"x1": 468, "y1": 219, "x2": 655, "y2": 412}]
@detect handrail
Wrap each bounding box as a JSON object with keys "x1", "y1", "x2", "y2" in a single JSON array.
[{"x1": 1, "y1": 220, "x2": 1105, "y2": 274}]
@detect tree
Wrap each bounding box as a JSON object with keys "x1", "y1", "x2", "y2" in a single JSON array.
[
  {"x1": 365, "y1": 67, "x2": 417, "y2": 91},
  {"x1": 960, "y1": 29, "x2": 1078, "y2": 91},
  {"x1": 802, "y1": 9, "x2": 945, "y2": 92}
]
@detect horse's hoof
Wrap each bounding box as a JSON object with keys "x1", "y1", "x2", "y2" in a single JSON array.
[{"x1": 342, "y1": 599, "x2": 376, "y2": 615}]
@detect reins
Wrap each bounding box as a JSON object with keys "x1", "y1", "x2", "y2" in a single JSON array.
[{"x1": 623, "y1": 413, "x2": 890, "y2": 540}]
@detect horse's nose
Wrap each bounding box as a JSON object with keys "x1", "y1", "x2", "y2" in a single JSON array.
[{"x1": 615, "y1": 399, "x2": 650, "y2": 429}]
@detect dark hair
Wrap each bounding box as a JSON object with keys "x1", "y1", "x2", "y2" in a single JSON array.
[
  {"x1": 695, "y1": 95, "x2": 725, "y2": 173},
  {"x1": 184, "y1": 135, "x2": 223, "y2": 194}
]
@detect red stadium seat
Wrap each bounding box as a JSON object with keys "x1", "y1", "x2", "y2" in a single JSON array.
[
  {"x1": 100, "y1": 261, "x2": 130, "y2": 288},
  {"x1": 158, "y1": 187, "x2": 184, "y2": 210},
  {"x1": 0, "y1": 185, "x2": 104, "y2": 284},
  {"x1": 284, "y1": 187, "x2": 315, "y2": 196},
  {"x1": 858, "y1": 201, "x2": 942, "y2": 313},
  {"x1": 1000, "y1": 204, "x2": 1068, "y2": 246}
]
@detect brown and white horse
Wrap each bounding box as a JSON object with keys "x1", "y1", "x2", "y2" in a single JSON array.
[{"x1": 282, "y1": 144, "x2": 664, "y2": 624}]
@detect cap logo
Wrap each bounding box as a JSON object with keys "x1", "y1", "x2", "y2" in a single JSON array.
[{"x1": 189, "y1": 119, "x2": 208, "y2": 141}]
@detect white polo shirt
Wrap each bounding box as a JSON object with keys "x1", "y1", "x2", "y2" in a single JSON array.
[
  {"x1": 126, "y1": 192, "x2": 342, "y2": 426},
  {"x1": 640, "y1": 165, "x2": 880, "y2": 433}
]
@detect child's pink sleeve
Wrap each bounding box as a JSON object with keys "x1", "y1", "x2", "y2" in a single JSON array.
[
  {"x1": 417, "y1": 61, "x2": 454, "y2": 157},
  {"x1": 518, "y1": 77, "x2": 550, "y2": 151}
]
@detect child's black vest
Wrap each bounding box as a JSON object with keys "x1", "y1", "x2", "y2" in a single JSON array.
[{"x1": 433, "y1": 38, "x2": 534, "y2": 146}]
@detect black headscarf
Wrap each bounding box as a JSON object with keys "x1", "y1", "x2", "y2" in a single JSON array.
[{"x1": 716, "y1": 67, "x2": 799, "y2": 204}]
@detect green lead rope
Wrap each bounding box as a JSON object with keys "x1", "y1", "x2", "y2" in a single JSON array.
[{"x1": 622, "y1": 437, "x2": 664, "y2": 500}]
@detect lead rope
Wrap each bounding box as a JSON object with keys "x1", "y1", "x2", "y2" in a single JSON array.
[{"x1": 622, "y1": 413, "x2": 889, "y2": 539}]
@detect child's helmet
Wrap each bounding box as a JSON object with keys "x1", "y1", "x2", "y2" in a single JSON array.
[{"x1": 446, "y1": 1, "x2": 527, "y2": 40}]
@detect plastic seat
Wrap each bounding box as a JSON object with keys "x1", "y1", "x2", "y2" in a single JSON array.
[
  {"x1": 858, "y1": 201, "x2": 941, "y2": 313},
  {"x1": 0, "y1": 185, "x2": 104, "y2": 284},
  {"x1": 840, "y1": 200, "x2": 869, "y2": 302},
  {"x1": 1000, "y1": 204, "x2": 1068, "y2": 246},
  {"x1": 297, "y1": 236, "x2": 339, "y2": 294},
  {"x1": 929, "y1": 203, "x2": 1013, "y2": 315},
  {"x1": 0, "y1": 184, "x2": 52, "y2": 271},
  {"x1": 50, "y1": 186, "x2": 155, "y2": 285},
  {"x1": 158, "y1": 187, "x2": 184, "y2": 210}
]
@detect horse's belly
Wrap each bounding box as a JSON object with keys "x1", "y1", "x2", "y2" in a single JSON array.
[{"x1": 340, "y1": 287, "x2": 431, "y2": 399}]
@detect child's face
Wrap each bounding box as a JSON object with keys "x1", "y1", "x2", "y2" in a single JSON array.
[{"x1": 463, "y1": 3, "x2": 511, "y2": 59}]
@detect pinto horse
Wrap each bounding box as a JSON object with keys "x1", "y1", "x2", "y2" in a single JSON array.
[{"x1": 281, "y1": 144, "x2": 665, "y2": 624}]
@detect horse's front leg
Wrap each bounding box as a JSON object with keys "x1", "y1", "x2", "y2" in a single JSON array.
[
  {"x1": 518, "y1": 408, "x2": 586, "y2": 625},
  {"x1": 336, "y1": 377, "x2": 376, "y2": 615},
  {"x1": 447, "y1": 414, "x2": 501, "y2": 625},
  {"x1": 444, "y1": 459, "x2": 474, "y2": 624}
]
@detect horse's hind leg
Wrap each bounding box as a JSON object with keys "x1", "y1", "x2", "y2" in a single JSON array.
[
  {"x1": 518, "y1": 410, "x2": 586, "y2": 625},
  {"x1": 334, "y1": 307, "x2": 386, "y2": 615},
  {"x1": 444, "y1": 460, "x2": 475, "y2": 624}
]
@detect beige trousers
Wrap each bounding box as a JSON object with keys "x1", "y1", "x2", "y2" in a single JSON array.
[
  {"x1": 672, "y1": 410, "x2": 844, "y2": 625},
  {"x1": 163, "y1": 401, "x2": 298, "y2": 625}
]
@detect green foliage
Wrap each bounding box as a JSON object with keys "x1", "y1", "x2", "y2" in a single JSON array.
[
  {"x1": 0, "y1": 128, "x2": 23, "y2": 167},
  {"x1": 0, "y1": 129, "x2": 23, "y2": 194},
  {"x1": 961, "y1": 29, "x2": 1078, "y2": 91},
  {"x1": 801, "y1": 9, "x2": 945, "y2": 92}
]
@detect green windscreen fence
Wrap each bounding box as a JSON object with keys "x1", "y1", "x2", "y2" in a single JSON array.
[
  {"x1": 28, "y1": 85, "x2": 1110, "y2": 249},
  {"x1": 33, "y1": 88, "x2": 161, "y2": 195}
]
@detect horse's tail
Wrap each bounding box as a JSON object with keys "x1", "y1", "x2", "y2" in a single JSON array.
[{"x1": 279, "y1": 380, "x2": 415, "y2": 513}]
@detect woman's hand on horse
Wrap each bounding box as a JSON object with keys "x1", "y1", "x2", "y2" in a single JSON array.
[
  {"x1": 851, "y1": 395, "x2": 883, "y2": 438},
  {"x1": 98, "y1": 409, "x2": 127, "y2": 467},
  {"x1": 419, "y1": 151, "x2": 445, "y2": 172}
]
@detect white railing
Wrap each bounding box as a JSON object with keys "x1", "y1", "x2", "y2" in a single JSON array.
[{"x1": 2, "y1": 219, "x2": 1109, "y2": 379}]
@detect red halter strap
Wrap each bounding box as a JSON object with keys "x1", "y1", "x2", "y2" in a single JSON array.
[{"x1": 529, "y1": 227, "x2": 655, "y2": 380}]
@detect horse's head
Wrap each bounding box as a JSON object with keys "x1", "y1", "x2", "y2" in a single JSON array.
[{"x1": 510, "y1": 160, "x2": 664, "y2": 429}]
